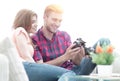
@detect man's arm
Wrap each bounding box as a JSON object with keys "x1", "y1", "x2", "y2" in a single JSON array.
[
  {"x1": 45, "y1": 54, "x2": 68, "y2": 66},
  {"x1": 45, "y1": 44, "x2": 81, "y2": 66}
]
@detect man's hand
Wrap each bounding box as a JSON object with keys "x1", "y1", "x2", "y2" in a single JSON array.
[
  {"x1": 64, "y1": 44, "x2": 81, "y2": 61},
  {"x1": 71, "y1": 46, "x2": 85, "y2": 65}
]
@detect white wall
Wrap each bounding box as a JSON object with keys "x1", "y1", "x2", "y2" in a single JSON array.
[{"x1": 0, "y1": 0, "x2": 120, "y2": 51}]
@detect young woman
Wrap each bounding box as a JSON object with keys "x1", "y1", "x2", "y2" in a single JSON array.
[{"x1": 12, "y1": 9, "x2": 76, "y2": 81}]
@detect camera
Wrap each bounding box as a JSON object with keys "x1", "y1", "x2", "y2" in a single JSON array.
[
  {"x1": 72, "y1": 38, "x2": 86, "y2": 49},
  {"x1": 72, "y1": 38, "x2": 94, "y2": 55}
]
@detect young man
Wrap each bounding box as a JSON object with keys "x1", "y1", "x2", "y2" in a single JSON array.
[{"x1": 32, "y1": 4, "x2": 96, "y2": 75}]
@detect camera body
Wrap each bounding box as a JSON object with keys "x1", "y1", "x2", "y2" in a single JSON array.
[
  {"x1": 72, "y1": 38, "x2": 86, "y2": 49},
  {"x1": 72, "y1": 38, "x2": 94, "y2": 55}
]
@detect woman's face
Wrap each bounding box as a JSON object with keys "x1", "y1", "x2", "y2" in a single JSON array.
[{"x1": 29, "y1": 15, "x2": 38, "y2": 34}]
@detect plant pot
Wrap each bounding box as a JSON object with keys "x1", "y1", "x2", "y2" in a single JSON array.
[{"x1": 97, "y1": 65, "x2": 112, "y2": 76}]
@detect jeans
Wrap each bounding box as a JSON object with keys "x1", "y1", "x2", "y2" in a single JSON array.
[
  {"x1": 23, "y1": 62, "x2": 76, "y2": 81},
  {"x1": 72, "y1": 57, "x2": 96, "y2": 75}
]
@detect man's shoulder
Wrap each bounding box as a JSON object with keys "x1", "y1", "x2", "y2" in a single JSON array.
[
  {"x1": 56, "y1": 30, "x2": 69, "y2": 36},
  {"x1": 56, "y1": 30, "x2": 71, "y2": 40}
]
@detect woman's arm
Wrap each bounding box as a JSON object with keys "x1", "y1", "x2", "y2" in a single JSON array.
[{"x1": 13, "y1": 27, "x2": 35, "y2": 62}]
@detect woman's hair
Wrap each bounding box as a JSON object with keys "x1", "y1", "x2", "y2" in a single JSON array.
[
  {"x1": 13, "y1": 9, "x2": 37, "y2": 32},
  {"x1": 44, "y1": 4, "x2": 63, "y2": 16},
  {"x1": 13, "y1": 9, "x2": 37, "y2": 48}
]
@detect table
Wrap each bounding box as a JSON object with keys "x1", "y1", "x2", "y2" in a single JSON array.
[{"x1": 64, "y1": 74, "x2": 120, "y2": 81}]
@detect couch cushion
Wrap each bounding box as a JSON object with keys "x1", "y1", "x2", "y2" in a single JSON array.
[
  {"x1": 0, "y1": 37, "x2": 29, "y2": 81},
  {"x1": 0, "y1": 54, "x2": 9, "y2": 81}
]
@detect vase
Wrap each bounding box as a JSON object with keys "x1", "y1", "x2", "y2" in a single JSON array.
[{"x1": 97, "y1": 65, "x2": 112, "y2": 76}]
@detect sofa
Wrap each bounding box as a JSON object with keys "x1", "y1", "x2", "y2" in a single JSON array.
[{"x1": 1, "y1": 36, "x2": 120, "y2": 81}]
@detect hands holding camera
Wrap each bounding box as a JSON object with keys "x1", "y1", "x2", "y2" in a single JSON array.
[
  {"x1": 63, "y1": 43, "x2": 85, "y2": 65},
  {"x1": 64, "y1": 38, "x2": 93, "y2": 65}
]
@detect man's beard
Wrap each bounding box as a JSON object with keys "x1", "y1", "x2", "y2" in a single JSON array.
[{"x1": 46, "y1": 25, "x2": 56, "y2": 34}]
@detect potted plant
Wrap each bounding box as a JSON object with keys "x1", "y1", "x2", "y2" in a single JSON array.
[{"x1": 90, "y1": 39, "x2": 115, "y2": 75}]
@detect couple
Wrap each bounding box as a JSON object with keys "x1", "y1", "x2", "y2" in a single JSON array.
[{"x1": 11, "y1": 4, "x2": 109, "y2": 81}]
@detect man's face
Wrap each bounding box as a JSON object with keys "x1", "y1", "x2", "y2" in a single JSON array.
[
  {"x1": 29, "y1": 15, "x2": 38, "y2": 34},
  {"x1": 44, "y1": 12, "x2": 62, "y2": 33}
]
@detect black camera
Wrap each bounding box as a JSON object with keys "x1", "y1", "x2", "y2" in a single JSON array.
[
  {"x1": 72, "y1": 38, "x2": 94, "y2": 55},
  {"x1": 72, "y1": 38, "x2": 86, "y2": 49}
]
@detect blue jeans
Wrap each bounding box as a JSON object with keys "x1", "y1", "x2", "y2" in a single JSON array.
[
  {"x1": 72, "y1": 57, "x2": 96, "y2": 75},
  {"x1": 23, "y1": 62, "x2": 76, "y2": 81}
]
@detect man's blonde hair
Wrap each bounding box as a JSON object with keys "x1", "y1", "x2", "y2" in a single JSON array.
[{"x1": 44, "y1": 4, "x2": 63, "y2": 16}]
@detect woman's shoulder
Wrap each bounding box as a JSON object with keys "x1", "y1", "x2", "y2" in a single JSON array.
[
  {"x1": 14, "y1": 27, "x2": 26, "y2": 33},
  {"x1": 13, "y1": 27, "x2": 28, "y2": 36},
  {"x1": 12, "y1": 27, "x2": 29, "y2": 41}
]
